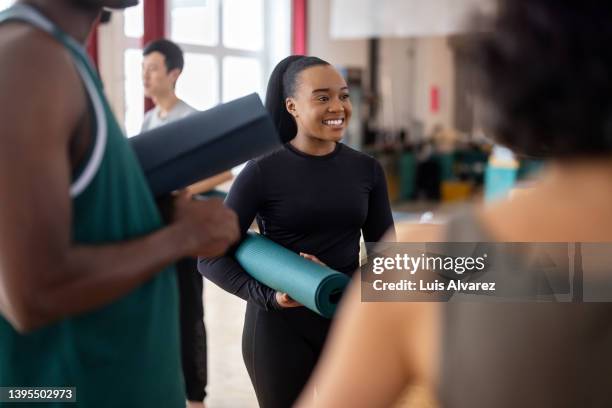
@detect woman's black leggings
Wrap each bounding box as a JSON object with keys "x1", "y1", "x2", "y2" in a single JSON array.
[{"x1": 242, "y1": 302, "x2": 331, "y2": 408}]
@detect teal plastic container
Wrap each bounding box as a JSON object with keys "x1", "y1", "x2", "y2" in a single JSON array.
[{"x1": 484, "y1": 164, "x2": 517, "y2": 202}]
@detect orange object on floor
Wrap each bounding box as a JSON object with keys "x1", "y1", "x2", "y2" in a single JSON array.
[{"x1": 441, "y1": 181, "x2": 472, "y2": 202}]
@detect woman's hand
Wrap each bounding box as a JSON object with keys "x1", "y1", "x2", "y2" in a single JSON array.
[
  {"x1": 275, "y1": 292, "x2": 303, "y2": 308},
  {"x1": 275, "y1": 253, "x2": 325, "y2": 309},
  {"x1": 300, "y1": 252, "x2": 327, "y2": 266}
]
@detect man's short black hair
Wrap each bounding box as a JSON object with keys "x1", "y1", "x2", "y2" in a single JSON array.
[{"x1": 143, "y1": 39, "x2": 184, "y2": 72}]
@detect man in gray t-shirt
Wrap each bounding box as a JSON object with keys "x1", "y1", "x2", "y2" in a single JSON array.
[
  {"x1": 142, "y1": 98, "x2": 196, "y2": 131},
  {"x1": 141, "y1": 39, "x2": 197, "y2": 132},
  {"x1": 141, "y1": 39, "x2": 207, "y2": 408}
]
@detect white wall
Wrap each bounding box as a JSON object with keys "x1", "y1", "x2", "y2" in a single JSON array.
[
  {"x1": 377, "y1": 38, "x2": 416, "y2": 132},
  {"x1": 330, "y1": 0, "x2": 496, "y2": 38},
  {"x1": 377, "y1": 36, "x2": 457, "y2": 136},
  {"x1": 98, "y1": 13, "x2": 129, "y2": 129},
  {"x1": 308, "y1": 1, "x2": 456, "y2": 136},
  {"x1": 413, "y1": 36, "x2": 455, "y2": 134},
  {"x1": 308, "y1": 0, "x2": 368, "y2": 68}
]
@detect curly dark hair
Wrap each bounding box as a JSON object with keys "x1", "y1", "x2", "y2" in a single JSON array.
[{"x1": 473, "y1": 0, "x2": 612, "y2": 157}]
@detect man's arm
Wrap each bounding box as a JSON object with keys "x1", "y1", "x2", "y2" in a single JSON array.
[{"x1": 0, "y1": 29, "x2": 238, "y2": 333}]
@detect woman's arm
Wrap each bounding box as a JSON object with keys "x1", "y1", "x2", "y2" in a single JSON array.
[{"x1": 198, "y1": 160, "x2": 279, "y2": 310}]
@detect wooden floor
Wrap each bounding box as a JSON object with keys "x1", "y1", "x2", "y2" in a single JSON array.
[{"x1": 204, "y1": 282, "x2": 259, "y2": 407}]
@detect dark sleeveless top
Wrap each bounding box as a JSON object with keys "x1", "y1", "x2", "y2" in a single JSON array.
[{"x1": 0, "y1": 5, "x2": 183, "y2": 407}]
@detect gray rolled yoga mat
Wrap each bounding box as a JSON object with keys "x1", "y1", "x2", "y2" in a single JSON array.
[
  {"x1": 235, "y1": 233, "x2": 350, "y2": 318},
  {"x1": 130, "y1": 93, "x2": 281, "y2": 197}
]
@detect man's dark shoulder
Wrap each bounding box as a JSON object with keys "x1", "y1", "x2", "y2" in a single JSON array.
[
  {"x1": 0, "y1": 22, "x2": 72, "y2": 72},
  {"x1": 0, "y1": 22, "x2": 82, "y2": 108},
  {"x1": 0, "y1": 22, "x2": 86, "y2": 141}
]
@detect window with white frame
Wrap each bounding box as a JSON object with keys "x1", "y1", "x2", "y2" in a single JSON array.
[
  {"x1": 123, "y1": 2, "x2": 145, "y2": 136},
  {"x1": 120, "y1": 0, "x2": 291, "y2": 136}
]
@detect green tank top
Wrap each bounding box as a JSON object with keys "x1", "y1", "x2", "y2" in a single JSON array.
[{"x1": 0, "y1": 5, "x2": 184, "y2": 407}]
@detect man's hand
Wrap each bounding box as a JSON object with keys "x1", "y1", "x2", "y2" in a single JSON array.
[{"x1": 172, "y1": 191, "x2": 239, "y2": 258}]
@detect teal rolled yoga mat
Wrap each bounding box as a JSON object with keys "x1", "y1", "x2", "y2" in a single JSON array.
[{"x1": 234, "y1": 233, "x2": 350, "y2": 318}]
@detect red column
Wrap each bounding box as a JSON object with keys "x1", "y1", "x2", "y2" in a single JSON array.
[
  {"x1": 143, "y1": 0, "x2": 166, "y2": 111},
  {"x1": 430, "y1": 85, "x2": 440, "y2": 114},
  {"x1": 292, "y1": 0, "x2": 307, "y2": 55},
  {"x1": 86, "y1": 20, "x2": 99, "y2": 70}
]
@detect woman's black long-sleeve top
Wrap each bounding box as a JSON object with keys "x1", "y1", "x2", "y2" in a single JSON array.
[{"x1": 198, "y1": 142, "x2": 395, "y2": 310}]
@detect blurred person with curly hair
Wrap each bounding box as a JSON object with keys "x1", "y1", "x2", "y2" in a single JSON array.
[{"x1": 296, "y1": 1, "x2": 612, "y2": 407}]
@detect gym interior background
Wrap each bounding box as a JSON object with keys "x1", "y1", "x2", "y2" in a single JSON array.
[{"x1": 0, "y1": 1, "x2": 530, "y2": 407}]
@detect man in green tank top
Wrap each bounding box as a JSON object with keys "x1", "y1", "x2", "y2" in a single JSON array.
[{"x1": 0, "y1": 1, "x2": 239, "y2": 407}]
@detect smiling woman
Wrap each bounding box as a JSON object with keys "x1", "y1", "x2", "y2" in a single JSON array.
[
  {"x1": 198, "y1": 55, "x2": 396, "y2": 408},
  {"x1": 283, "y1": 58, "x2": 352, "y2": 154}
]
